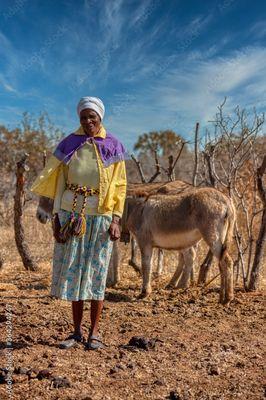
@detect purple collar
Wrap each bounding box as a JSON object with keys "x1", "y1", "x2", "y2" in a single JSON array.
[{"x1": 53, "y1": 131, "x2": 129, "y2": 167}]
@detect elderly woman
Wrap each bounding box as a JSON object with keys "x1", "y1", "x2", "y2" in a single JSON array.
[{"x1": 31, "y1": 97, "x2": 127, "y2": 350}]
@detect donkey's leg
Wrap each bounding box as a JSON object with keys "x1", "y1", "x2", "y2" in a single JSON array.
[
  {"x1": 106, "y1": 241, "x2": 120, "y2": 288},
  {"x1": 166, "y1": 253, "x2": 184, "y2": 289},
  {"x1": 176, "y1": 247, "x2": 196, "y2": 289},
  {"x1": 197, "y1": 250, "x2": 213, "y2": 285},
  {"x1": 131, "y1": 236, "x2": 137, "y2": 263},
  {"x1": 219, "y1": 216, "x2": 234, "y2": 304},
  {"x1": 154, "y1": 249, "x2": 164, "y2": 278},
  {"x1": 190, "y1": 266, "x2": 195, "y2": 286},
  {"x1": 219, "y1": 251, "x2": 234, "y2": 304},
  {"x1": 202, "y1": 239, "x2": 226, "y2": 303},
  {"x1": 218, "y1": 260, "x2": 226, "y2": 304},
  {"x1": 106, "y1": 249, "x2": 115, "y2": 288},
  {"x1": 201, "y1": 225, "x2": 233, "y2": 304},
  {"x1": 128, "y1": 237, "x2": 141, "y2": 274},
  {"x1": 139, "y1": 245, "x2": 153, "y2": 298}
]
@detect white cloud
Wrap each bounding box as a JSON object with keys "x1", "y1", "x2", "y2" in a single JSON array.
[
  {"x1": 250, "y1": 20, "x2": 266, "y2": 39},
  {"x1": 129, "y1": 0, "x2": 155, "y2": 27},
  {"x1": 0, "y1": 73, "x2": 17, "y2": 93},
  {"x1": 0, "y1": 31, "x2": 15, "y2": 59},
  {"x1": 104, "y1": 46, "x2": 266, "y2": 148},
  {"x1": 0, "y1": 5, "x2": 265, "y2": 150},
  {"x1": 2, "y1": 82, "x2": 17, "y2": 93}
]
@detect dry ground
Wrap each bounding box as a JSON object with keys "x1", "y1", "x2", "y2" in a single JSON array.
[{"x1": 0, "y1": 206, "x2": 265, "y2": 400}]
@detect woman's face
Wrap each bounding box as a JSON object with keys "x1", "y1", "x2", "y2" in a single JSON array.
[{"x1": 80, "y1": 108, "x2": 101, "y2": 136}]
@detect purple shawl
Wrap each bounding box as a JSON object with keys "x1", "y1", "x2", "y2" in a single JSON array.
[{"x1": 53, "y1": 131, "x2": 129, "y2": 167}]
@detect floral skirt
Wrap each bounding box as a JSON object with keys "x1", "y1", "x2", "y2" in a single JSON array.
[{"x1": 51, "y1": 210, "x2": 113, "y2": 301}]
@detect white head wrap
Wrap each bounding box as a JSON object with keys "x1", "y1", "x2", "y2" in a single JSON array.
[{"x1": 77, "y1": 97, "x2": 105, "y2": 120}]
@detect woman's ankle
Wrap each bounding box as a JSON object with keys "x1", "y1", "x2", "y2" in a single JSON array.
[
  {"x1": 89, "y1": 328, "x2": 99, "y2": 337},
  {"x1": 74, "y1": 328, "x2": 83, "y2": 336}
]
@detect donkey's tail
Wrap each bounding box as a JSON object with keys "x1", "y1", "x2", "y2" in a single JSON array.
[{"x1": 221, "y1": 200, "x2": 236, "y2": 259}]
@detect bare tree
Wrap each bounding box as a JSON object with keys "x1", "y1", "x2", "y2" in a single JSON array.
[
  {"x1": 248, "y1": 156, "x2": 266, "y2": 290},
  {"x1": 148, "y1": 146, "x2": 162, "y2": 183},
  {"x1": 130, "y1": 102, "x2": 265, "y2": 292},
  {"x1": 164, "y1": 141, "x2": 186, "y2": 181},
  {"x1": 200, "y1": 99, "x2": 265, "y2": 289}
]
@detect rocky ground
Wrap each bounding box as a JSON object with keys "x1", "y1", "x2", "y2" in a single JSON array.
[
  {"x1": 0, "y1": 257, "x2": 265, "y2": 400},
  {"x1": 0, "y1": 206, "x2": 265, "y2": 400}
]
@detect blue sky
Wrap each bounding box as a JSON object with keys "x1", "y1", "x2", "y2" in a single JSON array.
[{"x1": 0, "y1": 0, "x2": 265, "y2": 150}]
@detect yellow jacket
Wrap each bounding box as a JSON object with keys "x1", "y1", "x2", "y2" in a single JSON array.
[{"x1": 30, "y1": 126, "x2": 127, "y2": 218}]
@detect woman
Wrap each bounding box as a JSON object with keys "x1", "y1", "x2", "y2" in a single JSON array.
[{"x1": 31, "y1": 97, "x2": 127, "y2": 350}]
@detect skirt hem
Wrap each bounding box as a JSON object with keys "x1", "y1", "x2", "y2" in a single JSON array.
[{"x1": 50, "y1": 293, "x2": 105, "y2": 301}]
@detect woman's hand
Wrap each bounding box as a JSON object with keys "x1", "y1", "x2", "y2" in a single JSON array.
[
  {"x1": 52, "y1": 214, "x2": 66, "y2": 244},
  {"x1": 108, "y1": 216, "x2": 121, "y2": 241}
]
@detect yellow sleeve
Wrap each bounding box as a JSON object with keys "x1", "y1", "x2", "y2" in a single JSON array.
[
  {"x1": 112, "y1": 161, "x2": 127, "y2": 218},
  {"x1": 52, "y1": 164, "x2": 67, "y2": 214},
  {"x1": 30, "y1": 155, "x2": 61, "y2": 199}
]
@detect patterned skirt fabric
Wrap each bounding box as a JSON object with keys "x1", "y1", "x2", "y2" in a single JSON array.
[{"x1": 51, "y1": 209, "x2": 113, "y2": 301}]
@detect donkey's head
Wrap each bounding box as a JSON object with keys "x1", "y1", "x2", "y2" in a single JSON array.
[
  {"x1": 36, "y1": 196, "x2": 54, "y2": 224},
  {"x1": 120, "y1": 197, "x2": 146, "y2": 240}
]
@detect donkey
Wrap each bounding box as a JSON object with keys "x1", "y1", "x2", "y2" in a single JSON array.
[
  {"x1": 124, "y1": 186, "x2": 236, "y2": 304},
  {"x1": 125, "y1": 180, "x2": 197, "y2": 286}
]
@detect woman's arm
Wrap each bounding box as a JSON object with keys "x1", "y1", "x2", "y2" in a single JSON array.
[
  {"x1": 52, "y1": 164, "x2": 67, "y2": 215},
  {"x1": 111, "y1": 160, "x2": 127, "y2": 219},
  {"x1": 52, "y1": 164, "x2": 68, "y2": 243},
  {"x1": 108, "y1": 160, "x2": 127, "y2": 241}
]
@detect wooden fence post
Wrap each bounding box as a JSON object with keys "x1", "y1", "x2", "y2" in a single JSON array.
[{"x1": 14, "y1": 153, "x2": 37, "y2": 271}]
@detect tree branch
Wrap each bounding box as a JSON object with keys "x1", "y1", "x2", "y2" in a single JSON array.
[
  {"x1": 193, "y1": 122, "x2": 200, "y2": 186},
  {"x1": 131, "y1": 154, "x2": 147, "y2": 183}
]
